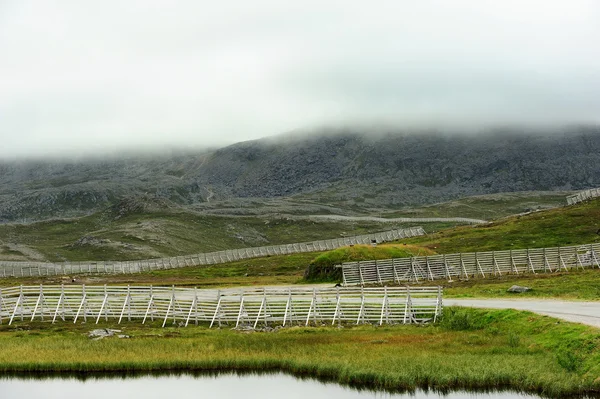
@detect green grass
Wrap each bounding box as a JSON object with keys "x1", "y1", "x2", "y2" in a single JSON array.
[
  {"x1": 441, "y1": 268, "x2": 600, "y2": 301},
  {"x1": 0, "y1": 252, "x2": 319, "y2": 288},
  {"x1": 0, "y1": 207, "x2": 426, "y2": 262},
  {"x1": 305, "y1": 244, "x2": 436, "y2": 282},
  {"x1": 0, "y1": 308, "x2": 598, "y2": 396},
  {"x1": 381, "y1": 191, "x2": 569, "y2": 221},
  {"x1": 403, "y1": 198, "x2": 600, "y2": 253}
]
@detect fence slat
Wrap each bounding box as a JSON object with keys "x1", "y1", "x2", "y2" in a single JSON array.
[
  {"x1": 0, "y1": 285, "x2": 442, "y2": 328},
  {"x1": 341, "y1": 242, "x2": 600, "y2": 285}
]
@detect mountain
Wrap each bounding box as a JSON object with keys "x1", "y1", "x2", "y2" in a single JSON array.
[{"x1": 1, "y1": 127, "x2": 599, "y2": 222}]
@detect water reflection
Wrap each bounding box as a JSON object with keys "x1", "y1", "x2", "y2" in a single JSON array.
[{"x1": 0, "y1": 373, "x2": 537, "y2": 399}]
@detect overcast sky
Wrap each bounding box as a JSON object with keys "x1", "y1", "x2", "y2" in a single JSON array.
[{"x1": 1, "y1": 1, "x2": 599, "y2": 159}]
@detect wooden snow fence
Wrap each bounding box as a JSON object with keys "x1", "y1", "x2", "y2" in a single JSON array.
[
  {"x1": 0, "y1": 227, "x2": 425, "y2": 278},
  {"x1": 0, "y1": 285, "x2": 442, "y2": 328},
  {"x1": 340, "y1": 242, "x2": 600, "y2": 285},
  {"x1": 567, "y1": 187, "x2": 600, "y2": 205}
]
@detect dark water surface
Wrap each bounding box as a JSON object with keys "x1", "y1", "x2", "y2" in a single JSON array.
[{"x1": 0, "y1": 373, "x2": 538, "y2": 399}]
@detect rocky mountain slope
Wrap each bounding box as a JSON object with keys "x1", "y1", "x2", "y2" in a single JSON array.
[{"x1": 1, "y1": 127, "x2": 599, "y2": 222}]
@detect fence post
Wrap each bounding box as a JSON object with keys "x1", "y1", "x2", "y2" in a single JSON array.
[
  {"x1": 403, "y1": 286, "x2": 412, "y2": 324},
  {"x1": 475, "y1": 252, "x2": 485, "y2": 278},
  {"x1": 332, "y1": 287, "x2": 341, "y2": 326},
  {"x1": 426, "y1": 256, "x2": 434, "y2": 281},
  {"x1": 379, "y1": 286, "x2": 389, "y2": 325},
  {"x1": 590, "y1": 243, "x2": 600, "y2": 268},
  {"x1": 459, "y1": 253, "x2": 468, "y2": 280},
  {"x1": 542, "y1": 248, "x2": 552, "y2": 272},
  {"x1": 434, "y1": 286, "x2": 442, "y2": 323},
  {"x1": 527, "y1": 249, "x2": 536, "y2": 274},
  {"x1": 0, "y1": 287, "x2": 3, "y2": 324},
  {"x1": 510, "y1": 250, "x2": 519, "y2": 274},
  {"x1": 283, "y1": 288, "x2": 292, "y2": 327}
]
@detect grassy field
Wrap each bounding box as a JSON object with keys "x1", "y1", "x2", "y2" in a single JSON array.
[
  {"x1": 0, "y1": 207, "x2": 427, "y2": 262},
  {"x1": 0, "y1": 244, "x2": 435, "y2": 288},
  {"x1": 0, "y1": 191, "x2": 572, "y2": 263},
  {"x1": 1, "y1": 193, "x2": 600, "y2": 395},
  {"x1": 0, "y1": 252, "x2": 317, "y2": 288},
  {"x1": 1, "y1": 246, "x2": 599, "y2": 302},
  {"x1": 438, "y1": 268, "x2": 600, "y2": 301},
  {"x1": 403, "y1": 198, "x2": 600, "y2": 253},
  {"x1": 381, "y1": 191, "x2": 569, "y2": 221},
  {"x1": 0, "y1": 308, "x2": 598, "y2": 396}
]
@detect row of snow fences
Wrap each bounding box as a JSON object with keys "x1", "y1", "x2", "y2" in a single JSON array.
[
  {"x1": 0, "y1": 285, "x2": 443, "y2": 328},
  {"x1": 567, "y1": 187, "x2": 600, "y2": 205},
  {"x1": 0, "y1": 227, "x2": 426, "y2": 278},
  {"x1": 340, "y1": 242, "x2": 600, "y2": 285}
]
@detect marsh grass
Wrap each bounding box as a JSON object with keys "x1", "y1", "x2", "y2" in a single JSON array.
[{"x1": 0, "y1": 308, "x2": 598, "y2": 396}]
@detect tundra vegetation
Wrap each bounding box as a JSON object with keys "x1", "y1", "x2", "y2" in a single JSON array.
[
  {"x1": 0, "y1": 308, "x2": 599, "y2": 396},
  {"x1": 1, "y1": 197, "x2": 600, "y2": 396}
]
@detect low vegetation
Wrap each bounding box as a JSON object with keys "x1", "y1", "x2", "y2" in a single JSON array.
[
  {"x1": 0, "y1": 206, "x2": 425, "y2": 262},
  {"x1": 304, "y1": 244, "x2": 435, "y2": 282},
  {"x1": 403, "y1": 198, "x2": 600, "y2": 253},
  {"x1": 442, "y1": 268, "x2": 600, "y2": 301},
  {"x1": 0, "y1": 252, "x2": 318, "y2": 288},
  {"x1": 0, "y1": 308, "x2": 598, "y2": 396},
  {"x1": 381, "y1": 191, "x2": 568, "y2": 221}
]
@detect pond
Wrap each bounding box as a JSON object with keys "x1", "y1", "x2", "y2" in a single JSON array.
[{"x1": 0, "y1": 373, "x2": 538, "y2": 399}]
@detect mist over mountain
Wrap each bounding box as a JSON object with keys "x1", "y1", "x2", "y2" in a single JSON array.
[{"x1": 1, "y1": 127, "x2": 599, "y2": 222}]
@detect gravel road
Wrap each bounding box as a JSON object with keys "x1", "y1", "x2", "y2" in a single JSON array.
[{"x1": 306, "y1": 215, "x2": 488, "y2": 224}]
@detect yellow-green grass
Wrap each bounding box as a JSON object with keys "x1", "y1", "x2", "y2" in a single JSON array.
[
  {"x1": 439, "y1": 268, "x2": 600, "y2": 301},
  {"x1": 0, "y1": 245, "x2": 435, "y2": 288},
  {"x1": 0, "y1": 252, "x2": 318, "y2": 288},
  {"x1": 403, "y1": 199, "x2": 600, "y2": 254},
  {"x1": 381, "y1": 191, "x2": 569, "y2": 221},
  {"x1": 0, "y1": 308, "x2": 598, "y2": 396},
  {"x1": 0, "y1": 207, "x2": 427, "y2": 262}
]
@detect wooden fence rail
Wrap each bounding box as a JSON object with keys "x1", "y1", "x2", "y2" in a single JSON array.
[
  {"x1": 0, "y1": 227, "x2": 425, "y2": 278},
  {"x1": 340, "y1": 242, "x2": 600, "y2": 285},
  {"x1": 0, "y1": 285, "x2": 442, "y2": 328},
  {"x1": 567, "y1": 188, "x2": 600, "y2": 205}
]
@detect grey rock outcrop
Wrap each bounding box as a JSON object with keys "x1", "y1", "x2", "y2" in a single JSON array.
[{"x1": 1, "y1": 127, "x2": 599, "y2": 222}]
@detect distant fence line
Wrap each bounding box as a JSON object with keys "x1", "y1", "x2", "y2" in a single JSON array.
[
  {"x1": 0, "y1": 227, "x2": 426, "y2": 278},
  {"x1": 567, "y1": 188, "x2": 600, "y2": 205},
  {"x1": 0, "y1": 285, "x2": 442, "y2": 328},
  {"x1": 340, "y1": 242, "x2": 600, "y2": 286}
]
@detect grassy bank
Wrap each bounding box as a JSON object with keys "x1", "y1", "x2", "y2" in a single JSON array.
[
  {"x1": 381, "y1": 191, "x2": 569, "y2": 221},
  {"x1": 0, "y1": 252, "x2": 318, "y2": 288},
  {"x1": 305, "y1": 244, "x2": 435, "y2": 282},
  {"x1": 442, "y1": 268, "x2": 600, "y2": 301},
  {"x1": 0, "y1": 308, "x2": 598, "y2": 396},
  {"x1": 404, "y1": 198, "x2": 600, "y2": 253},
  {"x1": 0, "y1": 206, "x2": 426, "y2": 262}
]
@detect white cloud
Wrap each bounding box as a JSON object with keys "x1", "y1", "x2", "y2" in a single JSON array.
[{"x1": 0, "y1": 0, "x2": 599, "y2": 158}]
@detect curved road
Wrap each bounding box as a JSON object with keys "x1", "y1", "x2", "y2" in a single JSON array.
[
  {"x1": 445, "y1": 299, "x2": 600, "y2": 328},
  {"x1": 306, "y1": 214, "x2": 488, "y2": 225}
]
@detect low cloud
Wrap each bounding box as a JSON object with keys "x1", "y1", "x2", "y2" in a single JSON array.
[{"x1": 1, "y1": 0, "x2": 599, "y2": 159}]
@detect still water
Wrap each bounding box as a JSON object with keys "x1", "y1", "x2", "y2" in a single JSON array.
[{"x1": 0, "y1": 373, "x2": 537, "y2": 399}]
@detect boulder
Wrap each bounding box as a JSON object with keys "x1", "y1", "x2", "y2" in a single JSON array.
[
  {"x1": 507, "y1": 285, "x2": 531, "y2": 293},
  {"x1": 88, "y1": 328, "x2": 122, "y2": 340}
]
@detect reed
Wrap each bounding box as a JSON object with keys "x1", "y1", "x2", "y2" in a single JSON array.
[{"x1": 0, "y1": 308, "x2": 598, "y2": 396}]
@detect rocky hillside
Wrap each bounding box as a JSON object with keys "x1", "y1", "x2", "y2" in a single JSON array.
[{"x1": 1, "y1": 127, "x2": 599, "y2": 222}]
